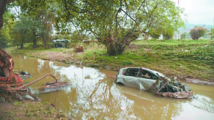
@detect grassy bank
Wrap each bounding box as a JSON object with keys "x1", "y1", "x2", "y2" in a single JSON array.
[
  {"x1": 0, "y1": 101, "x2": 70, "y2": 120},
  {"x1": 8, "y1": 39, "x2": 214, "y2": 81}
]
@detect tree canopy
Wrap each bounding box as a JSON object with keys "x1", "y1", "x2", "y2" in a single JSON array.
[{"x1": 1, "y1": 0, "x2": 184, "y2": 55}]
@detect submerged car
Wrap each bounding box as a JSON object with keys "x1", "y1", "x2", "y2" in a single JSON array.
[{"x1": 115, "y1": 67, "x2": 193, "y2": 99}]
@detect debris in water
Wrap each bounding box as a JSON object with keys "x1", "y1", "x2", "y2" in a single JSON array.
[{"x1": 40, "y1": 81, "x2": 70, "y2": 93}]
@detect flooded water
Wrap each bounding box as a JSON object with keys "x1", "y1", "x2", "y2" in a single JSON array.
[{"x1": 12, "y1": 55, "x2": 214, "y2": 120}]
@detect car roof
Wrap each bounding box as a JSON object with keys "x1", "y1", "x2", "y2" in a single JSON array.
[{"x1": 122, "y1": 67, "x2": 164, "y2": 76}]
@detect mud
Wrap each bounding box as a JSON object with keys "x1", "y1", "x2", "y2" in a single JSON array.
[{"x1": 185, "y1": 78, "x2": 214, "y2": 86}]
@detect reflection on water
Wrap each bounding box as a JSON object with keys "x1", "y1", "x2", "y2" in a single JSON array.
[
  {"x1": 12, "y1": 55, "x2": 214, "y2": 120},
  {"x1": 191, "y1": 94, "x2": 214, "y2": 113},
  {"x1": 37, "y1": 59, "x2": 45, "y2": 71}
]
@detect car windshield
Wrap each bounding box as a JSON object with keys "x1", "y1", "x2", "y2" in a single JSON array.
[{"x1": 155, "y1": 72, "x2": 171, "y2": 81}]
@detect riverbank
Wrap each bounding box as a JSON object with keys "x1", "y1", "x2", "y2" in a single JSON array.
[
  {"x1": 8, "y1": 39, "x2": 214, "y2": 83},
  {"x1": 0, "y1": 101, "x2": 71, "y2": 120},
  {"x1": 1, "y1": 39, "x2": 214, "y2": 119}
]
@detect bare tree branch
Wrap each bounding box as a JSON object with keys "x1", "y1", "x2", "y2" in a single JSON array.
[{"x1": 138, "y1": 0, "x2": 146, "y2": 11}]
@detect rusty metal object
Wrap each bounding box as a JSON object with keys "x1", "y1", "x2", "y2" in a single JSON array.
[
  {"x1": 156, "y1": 81, "x2": 169, "y2": 94},
  {"x1": 40, "y1": 81, "x2": 70, "y2": 93},
  {"x1": 0, "y1": 74, "x2": 67, "y2": 101},
  {"x1": 156, "y1": 91, "x2": 193, "y2": 99},
  {"x1": 155, "y1": 77, "x2": 193, "y2": 99},
  {"x1": 5, "y1": 74, "x2": 58, "y2": 92},
  {"x1": 76, "y1": 45, "x2": 84, "y2": 52}
]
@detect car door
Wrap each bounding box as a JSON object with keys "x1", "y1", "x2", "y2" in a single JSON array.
[
  {"x1": 123, "y1": 68, "x2": 140, "y2": 88},
  {"x1": 138, "y1": 78, "x2": 157, "y2": 90},
  {"x1": 138, "y1": 72, "x2": 160, "y2": 90},
  {"x1": 123, "y1": 76, "x2": 139, "y2": 88}
]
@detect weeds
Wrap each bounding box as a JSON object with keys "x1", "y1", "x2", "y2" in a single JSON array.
[{"x1": 0, "y1": 101, "x2": 71, "y2": 120}]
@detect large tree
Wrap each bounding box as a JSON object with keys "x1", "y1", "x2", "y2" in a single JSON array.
[
  {"x1": 0, "y1": 0, "x2": 15, "y2": 37},
  {"x1": 56, "y1": 0, "x2": 183, "y2": 55},
  {"x1": 12, "y1": 15, "x2": 34, "y2": 48}
]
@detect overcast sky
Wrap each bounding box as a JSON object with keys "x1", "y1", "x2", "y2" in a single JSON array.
[{"x1": 172, "y1": 0, "x2": 214, "y2": 25}]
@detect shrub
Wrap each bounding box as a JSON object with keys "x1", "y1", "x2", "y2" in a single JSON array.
[
  {"x1": 149, "y1": 28, "x2": 161, "y2": 40},
  {"x1": 0, "y1": 36, "x2": 7, "y2": 48},
  {"x1": 180, "y1": 32, "x2": 186, "y2": 40},
  {"x1": 208, "y1": 28, "x2": 214, "y2": 40},
  {"x1": 162, "y1": 26, "x2": 175, "y2": 40},
  {"x1": 190, "y1": 26, "x2": 207, "y2": 40}
]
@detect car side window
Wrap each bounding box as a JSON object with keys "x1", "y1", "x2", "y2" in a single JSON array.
[
  {"x1": 151, "y1": 74, "x2": 158, "y2": 80},
  {"x1": 122, "y1": 69, "x2": 126, "y2": 75},
  {"x1": 141, "y1": 70, "x2": 158, "y2": 80},
  {"x1": 124, "y1": 68, "x2": 139, "y2": 77}
]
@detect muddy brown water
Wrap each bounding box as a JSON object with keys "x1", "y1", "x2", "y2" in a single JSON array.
[{"x1": 13, "y1": 55, "x2": 214, "y2": 120}]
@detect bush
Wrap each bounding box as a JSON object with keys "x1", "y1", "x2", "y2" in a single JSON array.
[
  {"x1": 208, "y1": 28, "x2": 214, "y2": 40},
  {"x1": 180, "y1": 32, "x2": 186, "y2": 40},
  {"x1": 149, "y1": 29, "x2": 161, "y2": 40},
  {"x1": 0, "y1": 36, "x2": 7, "y2": 48},
  {"x1": 163, "y1": 32, "x2": 174, "y2": 40},
  {"x1": 190, "y1": 26, "x2": 207, "y2": 40}
]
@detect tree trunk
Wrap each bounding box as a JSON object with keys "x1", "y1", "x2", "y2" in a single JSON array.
[
  {"x1": 20, "y1": 37, "x2": 24, "y2": 48},
  {"x1": 32, "y1": 29, "x2": 37, "y2": 48},
  {"x1": 45, "y1": 34, "x2": 50, "y2": 49},
  {"x1": 0, "y1": 0, "x2": 7, "y2": 37},
  {"x1": 106, "y1": 41, "x2": 125, "y2": 56},
  {"x1": 0, "y1": 0, "x2": 15, "y2": 37}
]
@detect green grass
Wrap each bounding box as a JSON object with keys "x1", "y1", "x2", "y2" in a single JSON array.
[
  {"x1": 0, "y1": 102, "x2": 70, "y2": 120},
  {"x1": 78, "y1": 39, "x2": 214, "y2": 81}
]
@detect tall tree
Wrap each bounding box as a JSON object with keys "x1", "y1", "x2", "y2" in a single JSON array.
[
  {"x1": 39, "y1": 10, "x2": 55, "y2": 49},
  {"x1": 57, "y1": 0, "x2": 183, "y2": 55},
  {"x1": 1, "y1": 10, "x2": 16, "y2": 46},
  {"x1": 208, "y1": 28, "x2": 214, "y2": 40},
  {"x1": 18, "y1": 1, "x2": 55, "y2": 49},
  {"x1": 0, "y1": 0, "x2": 15, "y2": 37},
  {"x1": 12, "y1": 15, "x2": 40, "y2": 48}
]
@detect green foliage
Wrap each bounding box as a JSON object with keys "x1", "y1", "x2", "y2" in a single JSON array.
[
  {"x1": 180, "y1": 32, "x2": 186, "y2": 40},
  {"x1": 13, "y1": 101, "x2": 23, "y2": 106},
  {"x1": 149, "y1": 28, "x2": 161, "y2": 39},
  {"x1": 0, "y1": 36, "x2": 7, "y2": 48},
  {"x1": 1, "y1": 10, "x2": 16, "y2": 46},
  {"x1": 1, "y1": 101, "x2": 70, "y2": 120},
  {"x1": 147, "y1": 1, "x2": 183, "y2": 40},
  {"x1": 190, "y1": 26, "x2": 207, "y2": 40},
  {"x1": 3, "y1": 0, "x2": 184, "y2": 55},
  {"x1": 208, "y1": 28, "x2": 214, "y2": 40},
  {"x1": 162, "y1": 27, "x2": 175, "y2": 40},
  {"x1": 70, "y1": 31, "x2": 88, "y2": 46},
  {"x1": 55, "y1": 0, "x2": 184, "y2": 55},
  {"x1": 12, "y1": 15, "x2": 40, "y2": 48}
]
